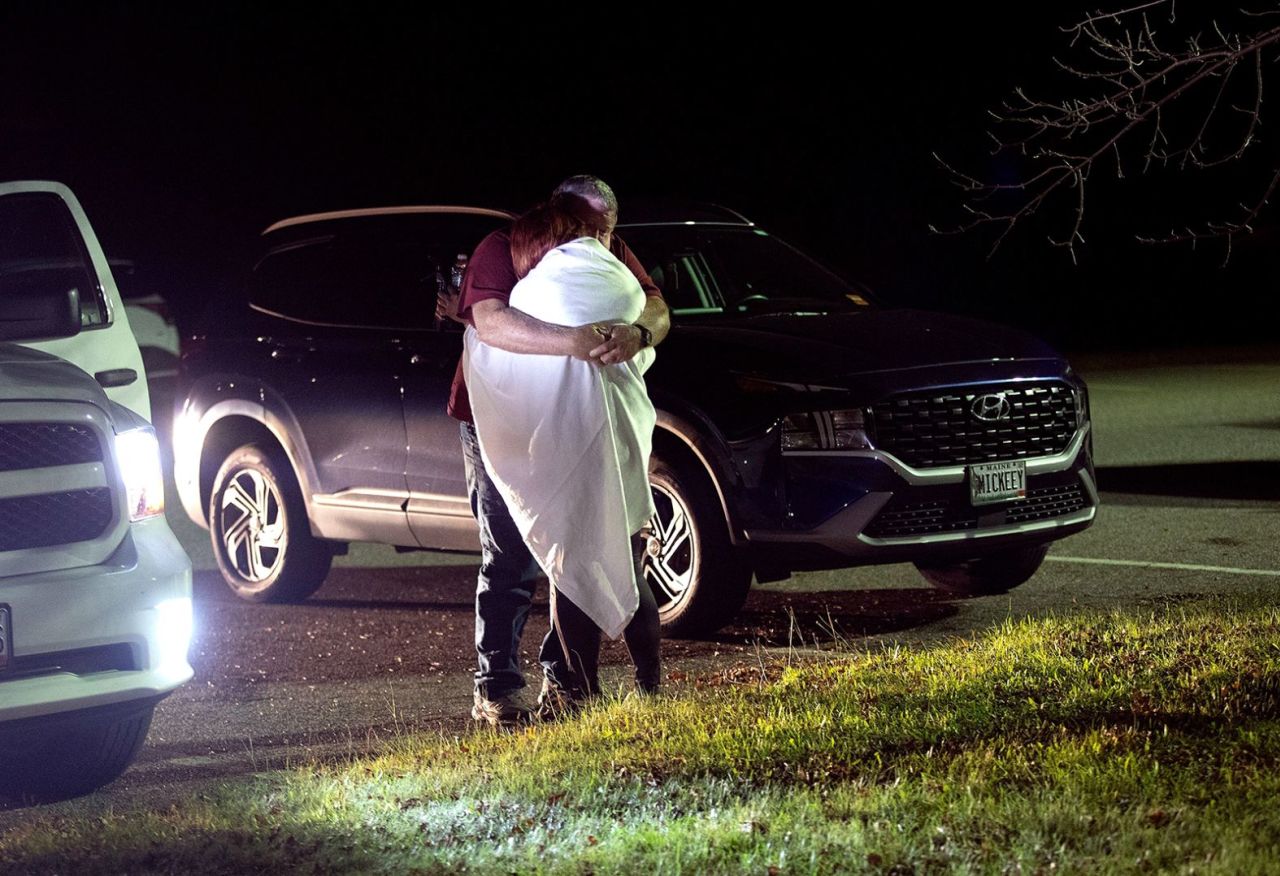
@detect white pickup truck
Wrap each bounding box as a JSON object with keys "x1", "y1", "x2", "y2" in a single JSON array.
[{"x1": 0, "y1": 181, "x2": 193, "y2": 797}]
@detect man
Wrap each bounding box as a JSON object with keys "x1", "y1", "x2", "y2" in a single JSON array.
[{"x1": 445, "y1": 175, "x2": 670, "y2": 725}]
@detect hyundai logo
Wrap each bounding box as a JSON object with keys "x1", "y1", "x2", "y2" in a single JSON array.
[{"x1": 971, "y1": 393, "x2": 1012, "y2": 422}]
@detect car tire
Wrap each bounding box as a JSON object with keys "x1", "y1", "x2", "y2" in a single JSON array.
[
  {"x1": 914, "y1": 544, "x2": 1050, "y2": 595},
  {"x1": 645, "y1": 454, "x2": 752, "y2": 638},
  {"x1": 210, "y1": 443, "x2": 332, "y2": 603},
  {"x1": 0, "y1": 703, "x2": 154, "y2": 799}
]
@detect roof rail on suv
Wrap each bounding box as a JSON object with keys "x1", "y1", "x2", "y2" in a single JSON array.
[
  {"x1": 616, "y1": 201, "x2": 755, "y2": 227},
  {"x1": 264, "y1": 205, "x2": 515, "y2": 235}
]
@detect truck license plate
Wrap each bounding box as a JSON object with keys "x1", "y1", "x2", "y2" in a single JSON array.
[{"x1": 969, "y1": 460, "x2": 1026, "y2": 506}]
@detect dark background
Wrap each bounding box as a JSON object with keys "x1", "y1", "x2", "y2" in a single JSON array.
[{"x1": 2, "y1": 3, "x2": 1274, "y2": 350}]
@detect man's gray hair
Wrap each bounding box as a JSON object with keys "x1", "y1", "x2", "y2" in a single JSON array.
[{"x1": 553, "y1": 175, "x2": 618, "y2": 218}]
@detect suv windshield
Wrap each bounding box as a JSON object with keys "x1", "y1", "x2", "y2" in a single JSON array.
[{"x1": 617, "y1": 225, "x2": 870, "y2": 316}]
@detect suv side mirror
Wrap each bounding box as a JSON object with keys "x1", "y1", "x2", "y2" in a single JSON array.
[{"x1": 0, "y1": 285, "x2": 82, "y2": 342}]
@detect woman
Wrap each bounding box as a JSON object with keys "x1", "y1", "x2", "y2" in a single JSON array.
[{"x1": 462, "y1": 195, "x2": 661, "y2": 707}]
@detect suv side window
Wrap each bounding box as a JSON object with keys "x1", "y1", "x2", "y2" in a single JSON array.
[
  {"x1": 646, "y1": 249, "x2": 725, "y2": 314},
  {"x1": 251, "y1": 232, "x2": 438, "y2": 330},
  {"x1": 250, "y1": 214, "x2": 507, "y2": 332},
  {"x1": 0, "y1": 193, "x2": 109, "y2": 328},
  {"x1": 620, "y1": 226, "x2": 731, "y2": 315}
]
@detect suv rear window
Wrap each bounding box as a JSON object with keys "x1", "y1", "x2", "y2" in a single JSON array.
[
  {"x1": 250, "y1": 213, "x2": 507, "y2": 330},
  {"x1": 0, "y1": 192, "x2": 109, "y2": 328}
]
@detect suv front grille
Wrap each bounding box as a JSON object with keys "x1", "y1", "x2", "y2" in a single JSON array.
[
  {"x1": 0, "y1": 488, "x2": 115, "y2": 551},
  {"x1": 0, "y1": 423, "x2": 103, "y2": 472},
  {"x1": 869, "y1": 382, "x2": 1077, "y2": 468},
  {"x1": 864, "y1": 480, "x2": 1088, "y2": 540}
]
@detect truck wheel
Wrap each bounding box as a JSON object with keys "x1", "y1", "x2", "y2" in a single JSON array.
[
  {"x1": 915, "y1": 544, "x2": 1050, "y2": 595},
  {"x1": 0, "y1": 703, "x2": 154, "y2": 799},
  {"x1": 210, "y1": 444, "x2": 332, "y2": 603},
  {"x1": 645, "y1": 455, "x2": 752, "y2": 638}
]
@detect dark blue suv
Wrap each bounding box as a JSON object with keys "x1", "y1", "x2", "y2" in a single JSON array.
[{"x1": 174, "y1": 203, "x2": 1096, "y2": 636}]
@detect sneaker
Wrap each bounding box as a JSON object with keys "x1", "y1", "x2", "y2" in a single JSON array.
[
  {"x1": 471, "y1": 689, "x2": 533, "y2": 727},
  {"x1": 536, "y1": 676, "x2": 584, "y2": 722}
]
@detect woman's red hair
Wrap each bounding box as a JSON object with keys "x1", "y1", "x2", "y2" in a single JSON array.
[{"x1": 510, "y1": 194, "x2": 609, "y2": 279}]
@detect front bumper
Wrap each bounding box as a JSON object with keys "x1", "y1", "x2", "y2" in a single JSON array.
[
  {"x1": 0, "y1": 515, "x2": 194, "y2": 723},
  {"x1": 745, "y1": 424, "x2": 1097, "y2": 570}
]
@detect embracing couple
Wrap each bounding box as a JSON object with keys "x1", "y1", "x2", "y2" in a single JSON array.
[{"x1": 444, "y1": 175, "x2": 671, "y2": 725}]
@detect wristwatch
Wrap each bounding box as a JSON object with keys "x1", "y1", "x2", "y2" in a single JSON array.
[{"x1": 632, "y1": 323, "x2": 653, "y2": 347}]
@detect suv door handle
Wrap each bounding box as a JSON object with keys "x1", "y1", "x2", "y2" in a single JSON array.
[{"x1": 409, "y1": 354, "x2": 422, "y2": 365}]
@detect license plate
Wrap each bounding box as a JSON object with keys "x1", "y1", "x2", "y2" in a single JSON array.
[
  {"x1": 0, "y1": 605, "x2": 9, "y2": 671},
  {"x1": 969, "y1": 460, "x2": 1026, "y2": 506}
]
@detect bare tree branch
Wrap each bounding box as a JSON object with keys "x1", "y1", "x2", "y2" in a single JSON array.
[{"x1": 938, "y1": 2, "x2": 1280, "y2": 259}]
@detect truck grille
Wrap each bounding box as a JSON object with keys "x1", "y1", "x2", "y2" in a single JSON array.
[
  {"x1": 0, "y1": 488, "x2": 115, "y2": 551},
  {"x1": 864, "y1": 480, "x2": 1089, "y2": 540},
  {"x1": 869, "y1": 382, "x2": 1077, "y2": 468},
  {"x1": 0, "y1": 423, "x2": 103, "y2": 472}
]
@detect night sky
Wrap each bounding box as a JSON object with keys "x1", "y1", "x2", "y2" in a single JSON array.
[{"x1": 2, "y1": 4, "x2": 1273, "y2": 349}]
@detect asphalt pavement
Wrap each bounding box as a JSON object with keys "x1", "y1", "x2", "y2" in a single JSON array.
[{"x1": 3, "y1": 345, "x2": 1277, "y2": 818}]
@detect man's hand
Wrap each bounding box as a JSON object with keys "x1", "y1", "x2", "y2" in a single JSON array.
[
  {"x1": 588, "y1": 294, "x2": 670, "y2": 365},
  {"x1": 572, "y1": 324, "x2": 611, "y2": 361},
  {"x1": 589, "y1": 323, "x2": 645, "y2": 365},
  {"x1": 436, "y1": 287, "x2": 463, "y2": 324}
]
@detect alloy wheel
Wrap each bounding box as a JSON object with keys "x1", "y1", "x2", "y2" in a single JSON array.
[
  {"x1": 645, "y1": 480, "x2": 698, "y2": 611},
  {"x1": 218, "y1": 468, "x2": 286, "y2": 583}
]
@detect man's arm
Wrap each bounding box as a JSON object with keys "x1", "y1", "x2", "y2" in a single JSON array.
[
  {"x1": 589, "y1": 295, "x2": 671, "y2": 365},
  {"x1": 472, "y1": 298, "x2": 604, "y2": 359}
]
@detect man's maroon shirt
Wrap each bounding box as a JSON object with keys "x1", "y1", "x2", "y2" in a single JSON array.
[{"x1": 446, "y1": 229, "x2": 662, "y2": 423}]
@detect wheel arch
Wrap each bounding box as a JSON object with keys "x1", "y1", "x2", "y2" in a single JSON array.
[
  {"x1": 196, "y1": 412, "x2": 314, "y2": 529},
  {"x1": 652, "y1": 409, "x2": 743, "y2": 545}
]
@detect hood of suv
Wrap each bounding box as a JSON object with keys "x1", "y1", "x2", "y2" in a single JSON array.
[
  {"x1": 647, "y1": 309, "x2": 1074, "y2": 437},
  {"x1": 0, "y1": 343, "x2": 112, "y2": 408},
  {"x1": 665, "y1": 309, "x2": 1062, "y2": 380}
]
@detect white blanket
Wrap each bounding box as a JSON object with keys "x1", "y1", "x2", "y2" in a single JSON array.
[{"x1": 463, "y1": 237, "x2": 656, "y2": 639}]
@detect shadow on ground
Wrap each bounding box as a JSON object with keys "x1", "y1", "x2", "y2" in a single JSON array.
[
  {"x1": 698, "y1": 587, "x2": 960, "y2": 648},
  {"x1": 1098, "y1": 462, "x2": 1280, "y2": 503}
]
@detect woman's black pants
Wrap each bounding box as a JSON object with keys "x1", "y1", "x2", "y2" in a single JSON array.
[{"x1": 550, "y1": 531, "x2": 661, "y2": 695}]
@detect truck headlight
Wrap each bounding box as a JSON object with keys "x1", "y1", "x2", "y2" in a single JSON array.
[
  {"x1": 781, "y1": 409, "x2": 872, "y2": 452},
  {"x1": 116, "y1": 428, "x2": 165, "y2": 521}
]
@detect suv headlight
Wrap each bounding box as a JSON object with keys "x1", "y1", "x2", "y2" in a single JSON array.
[
  {"x1": 116, "y1": 428, "x2": 165, "y2": 521},
  {"x1": 781, "y1": 409, "x2": 872, "y2": 452}
]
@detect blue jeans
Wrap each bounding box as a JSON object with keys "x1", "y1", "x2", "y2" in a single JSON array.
[{"x1": 461, "y1": 422, "x2": 542, "y2": 697}]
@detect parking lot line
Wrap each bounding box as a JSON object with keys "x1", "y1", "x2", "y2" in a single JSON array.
[{"x1": 1046, "y1": 556, "x2": 1280, "y2": 577}]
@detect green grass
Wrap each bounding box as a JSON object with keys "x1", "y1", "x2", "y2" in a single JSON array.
[{"x1": 4, "y1": 597, "x2": 1280, "y2": 874}]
